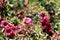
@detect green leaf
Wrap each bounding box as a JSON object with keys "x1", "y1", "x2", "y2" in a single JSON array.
[
  {"x1": 0, "y1": 32, "x2": 7, "y2": 40},
  {"x1": 40, "y1": 1, "x2": 46, "y2": 6},
  {"x1": 30, "y1": 0, "x2": 34, "y2": 3},
  {"x1": 13, "y1": 19, "x2": 18, "y2": 25},
  {"x1": 50, "y1": 0, "x2": 55, "y2": 3}
]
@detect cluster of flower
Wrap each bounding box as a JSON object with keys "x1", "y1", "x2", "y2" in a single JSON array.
[
  {"x1": 38, "y1": 12, "x2": 54, "y2": 36},
  {"x1": 0, "y1": 16, "x2": 33, "y2": 38}
]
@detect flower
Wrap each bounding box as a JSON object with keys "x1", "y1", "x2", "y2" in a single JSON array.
[
  {"x1": 44, "y1": 16, "x2": 50, "y2": 22},
  {"x1": 10, "y1": 25, "x2": 18, "y2": 30},
  {"x1": 9, "y1": 31, "x2": 15, "y2": 38},
  {"x1": 23, "y1": 2, "x2": 27, "y2": 7},
  {"x1": 40, "y1": 21, "x2": 47, "y2": 29},
  {"x1": 4, "y1": 27, "x2": 15, "y2": 37},
  {"x1": 47, "y1": 30, "x2": 54, "y2": 36},
  {"x1": 0, "y1": 20, "x2": 9, "y2": 28},
  {"x1": 23, "y1": 17, "x2": 32, "y2": 25},
  {"x1": 1, "y1": 1, "x2": 7, "y2": 8},
  {"x1": 0, "y1": 0, "x2": 3, "y2": 3},
  {"x1": 38, "y1": 12, "x2": 46, "y2": 18},
  {"x1": 39, "y1": 13, "x2": 54, "y2": 36}
]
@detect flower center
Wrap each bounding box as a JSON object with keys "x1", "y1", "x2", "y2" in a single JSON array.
[
  {"x1": 4, "y1": 23, "x2": 7, "y2": 26},
  {"x1": 41, "y1": 14, "x2": 45, "y2": 17},
  {"x1": 42, "y1": 22, "x2": 46, "y2": 26},
  {"x1": 7, "y1": 29, "x2": 11, "y2": 33}
]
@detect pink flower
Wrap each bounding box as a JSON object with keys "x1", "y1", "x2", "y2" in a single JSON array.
[
  {"x1": 9, "y1": 31, "x2": 15, "y2": 37},
  {"x1": 38, "y1": 12, "x2": 46, "y2": 19},
  {"x1": 44, "y1": 16, "x2": 50, "y2": 22},
  {"x1": 0, "y1": 15, "x2": 2, "y2": 21},
  {"x1": 47, "y1": 29, "x2": 54, "y2": 36},
  {"x1": 0, "y1": 20, "x2": 9, "y2": 28},
  {"x1": 10, "y1": 25, "x2": 18, "y2": 30},
  {"x1": 4, "y1": 27, "x2": 15, "y2": 37},
  {"x1": 23, "y1": 2, "x2": 27, "y2": 7},
  {"x1": 2, "y1": 1, "x2": 7, "y2": 8},
  {"x1": 40, "y1": 21, "x2": 46, "y2": 29},
  {"x1": 23, "y1": 17, "x2": 32, "y2": 25},
  {"x1": 0, "y1": 0, "x2": 3, "y2": 3}
]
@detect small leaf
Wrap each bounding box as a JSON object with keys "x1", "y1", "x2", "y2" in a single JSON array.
[{"x1": 40, "y1": 1, "x2": 46, "y2": 6}]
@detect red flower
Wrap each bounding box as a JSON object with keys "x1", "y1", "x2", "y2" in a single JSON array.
[
  {"x1": 4, "y1": 27, "x2": 15, "y2": 37},
  {"x1": 9, "y1": 31, "x2": 15, "y2": 37},
  {"x1": 0, "y1": 20, "x2": 9, "y2": 28},
  {"x1": 10, "y1": 25, "x2": 18, "y2": 30},
  {"x1": 4, "y1": 27, "x2": 13, "y2": 36},
  {"x1": 1, "y1": 1, "x2": 7, "y2": 8},
  {"x1": 0, "y1": 0, "x2": 3, "y2": 3},
  {"x1": 47, "y1": 30, "x2": 54, "y2": 36},
  {"x1": 40, "y1": 21, "x2": 46, "y2": 29},
  {"x1": 44, "y1": 16, "x2": 50, "y2": 22},
  {"x1": 38, "y1": 12, "x2": 46, "y2": 19}
]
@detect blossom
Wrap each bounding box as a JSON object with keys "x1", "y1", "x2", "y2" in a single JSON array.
[
  {"x1": 23, "y1": 17, "x2": 32, "y2": 25},
  {"x1": 1, "y1": 1, "x2": 7, "y2": 8},
  {"x1": 23, "y1": 2, "x2": 27, "y2": 7},
  {"x1": 39, "y1": 12, "x2": 54, "y2": 36},
  {"x1": 44, "y1": 16, "x2": 50, "y2": 22},
  {"x1": 0, "y1": 0, "x2": 3, "y2": 3},
  {"x1": 4, "y1": 27, "x2": 15, "y2": 37},
  {"x1": 40, "y1": 21, "x2": 54, "y2": 36},
  {"x1": 9, "y1": 31, "x2": 15, "y2": 37},
  {"x1": 38, "y1": 12, "x2": 46, "y2": 19},
  {"x1": 10, "y1": 25, "x2": 18, "y2": 30},
  {"x1": 40, "y1": 21, "x2": 47, "y2": 29},
  {"x1": 47, "y1": 29, "x2": 54, "y2": 36},
  {"x1": 0, "y1": 20, "x2": 9, "y2": 28}
]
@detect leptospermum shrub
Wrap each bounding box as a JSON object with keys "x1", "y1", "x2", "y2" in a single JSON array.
[{"x1": 0, "y1": 0, "x2": 60, "y2": 40}]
